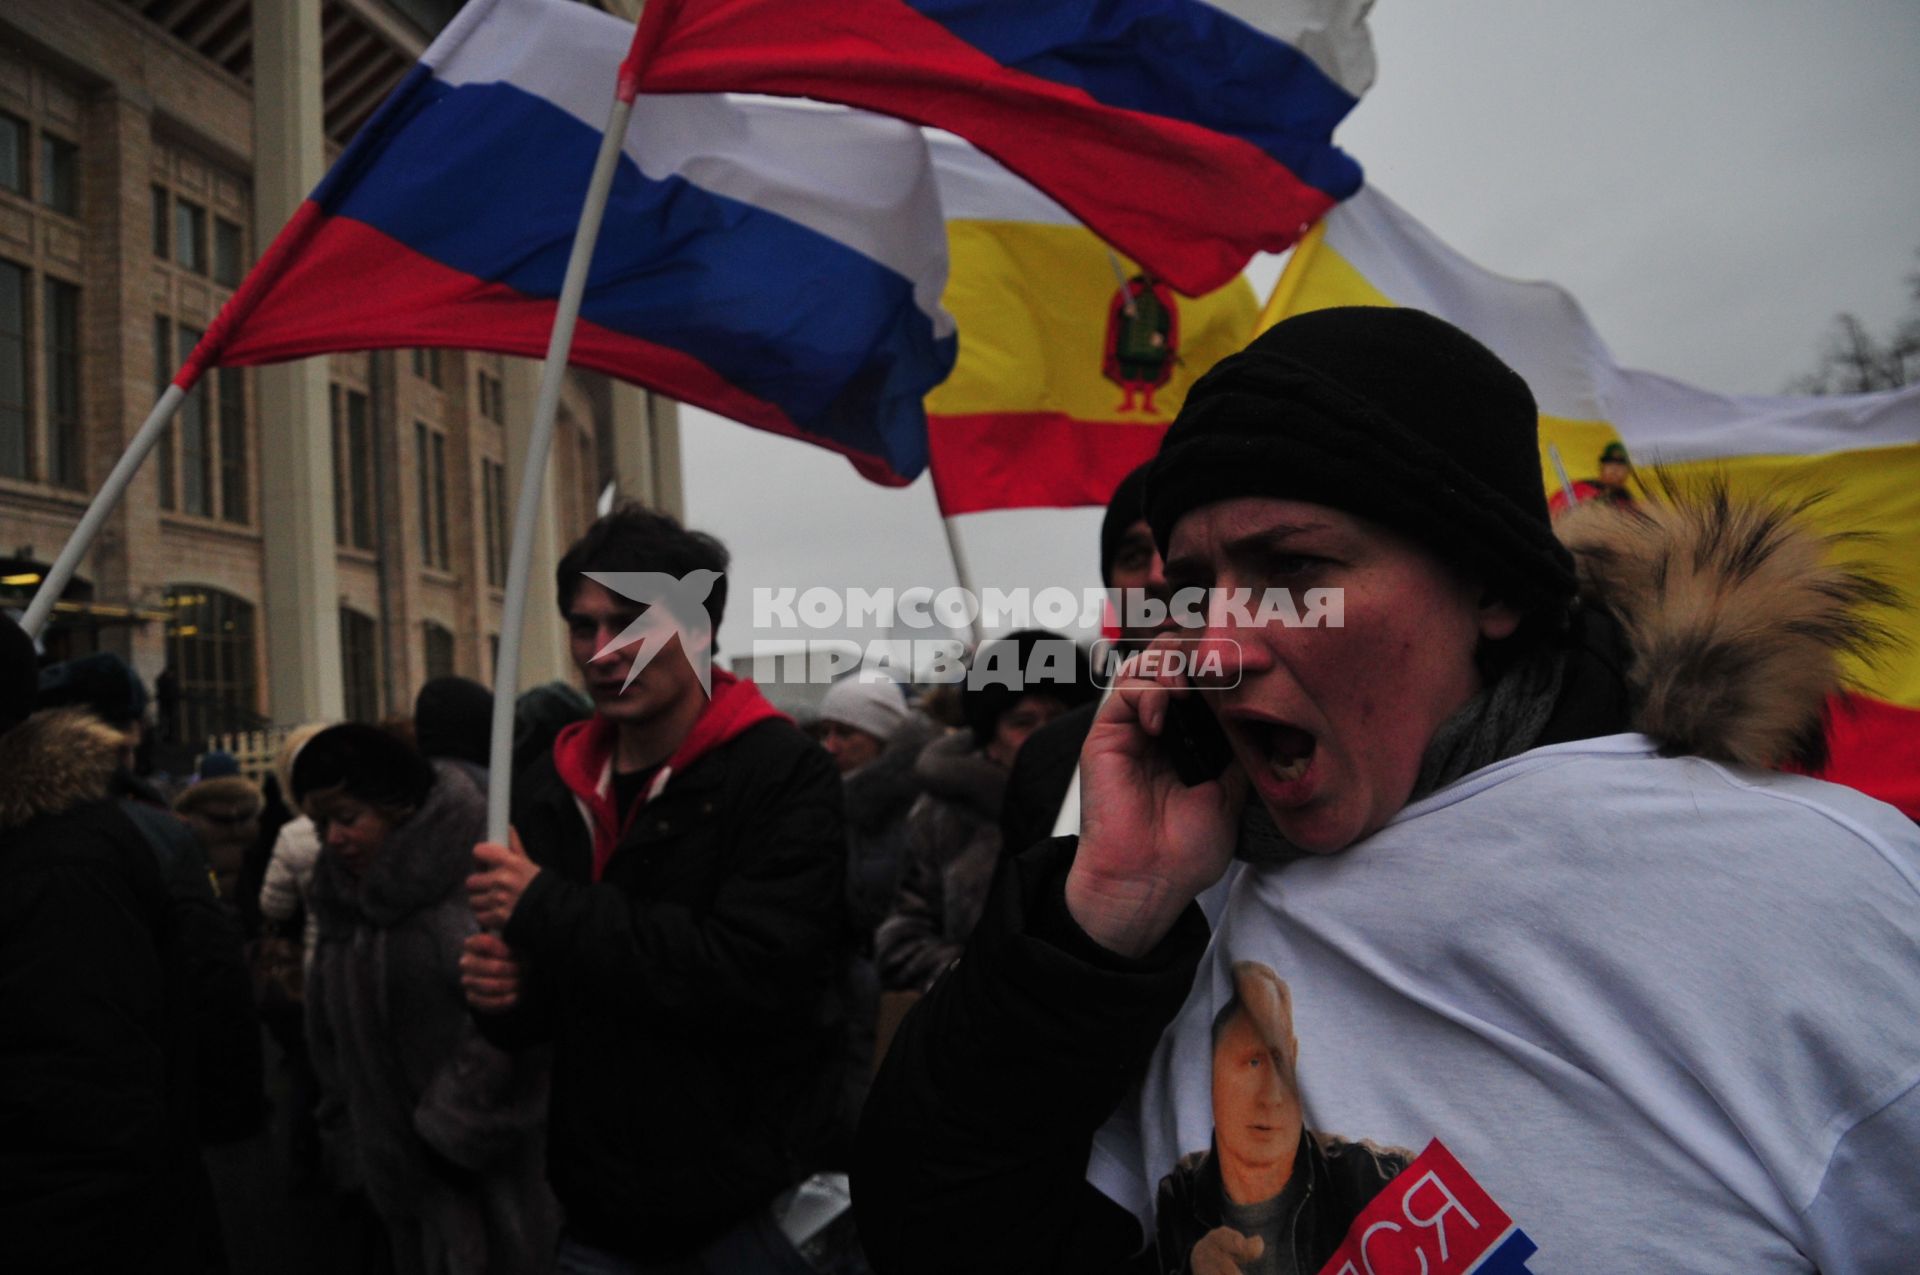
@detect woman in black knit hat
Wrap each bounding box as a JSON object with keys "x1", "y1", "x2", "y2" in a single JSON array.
[
  {"x1": 293, "y1": 723, "x2": 558, "y2": 1273},
  {"x1": 855, "y1": 307, "x2": 1918, "y2": 1273}
]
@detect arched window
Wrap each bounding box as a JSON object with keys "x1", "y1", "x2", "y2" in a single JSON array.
[
  {"x1": 163, "y1": 586, "x2": 258, "y2": 741},
  {"x1": 423, "y1": 621, "x2": 456, "y2": 681},
  {"x1": 338, "y1": 607, "x2": 380, "y2": 723}
]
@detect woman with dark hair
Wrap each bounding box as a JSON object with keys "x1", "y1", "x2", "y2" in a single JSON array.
[{"x1": 294, "y1": 723, "x2": 558, "y2": 1274}]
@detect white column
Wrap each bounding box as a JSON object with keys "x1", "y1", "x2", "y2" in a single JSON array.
[
  {"x1": 252, "y1": 0, "x2": 343, "y2": 723},
  {"x1": 502, "y1": 358, "x2": 573, "y2": 689},
  {"x1": 608, "y1": 385, "x2": 684, "y2": 519}
]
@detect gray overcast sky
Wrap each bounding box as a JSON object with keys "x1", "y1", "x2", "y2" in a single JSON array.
[{"x1": 681, "y1": 1, "x2": 1920, "y2": 650}]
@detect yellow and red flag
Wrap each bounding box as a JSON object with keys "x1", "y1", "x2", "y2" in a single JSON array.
[
  {"x1": 1263, "y1": 186, "x2": 1920, "y2": 817},
  {"x1": 924, "y1": 138, "x2": 1258, "y2": 516}
]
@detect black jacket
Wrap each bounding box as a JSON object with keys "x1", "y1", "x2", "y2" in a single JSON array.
[
  {"x1": 480, "y1": 713, "x2": 847, "y2": 1260},
  {"x1": 855, "y1": 837, "x2": 1197, "y2": 1274},
  {"x1": 0, "y1": 710, "x2": 211, "y2": 1272},
  {"x1": 999, "y1": 700, "x2": 1098, "y2": 860}
]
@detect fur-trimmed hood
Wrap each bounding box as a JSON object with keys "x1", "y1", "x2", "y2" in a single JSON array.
[
  {"x1": 1556, "y1": 478, "x2": 1895, "y2": 771},
  {"x1": 0, "y1": 709, "x2": 127, "y2": 832},
  {"x1": 310, "y1": 760, "x2": 486, "y2": 930},
  {"x1": 912, "y1": 730, "x2": 1007, "y2": 820},
  {"x1": 844, "y1": 711, "x2": 942, "y2": 834},
  {"x1": 172, "y1": 774, "x2": 263, "y2": 822}
]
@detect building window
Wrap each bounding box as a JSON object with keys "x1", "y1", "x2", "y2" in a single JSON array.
[
  {"x1": 174, "y1": 198, "x2": 207, "y2": 275},
  {"x1": 218, "y1": 367, "x2": 247, "y2": 522},
  {"x1": 151, "y1": 186, "x2": 169, "y2": 260},
  {"x1": 0, "y1": 261, "x2": 25, "y2": 481},
  {"x1": 415, "y1": 422, "x2": 449, "y2": 569},
  {"x1": 0, "y1": 260, "x2": 83, "y2": 489},
  {"x1": 477, "y1": 370, "x2": 504, "y2": 424},
  {"x1": 150, "y1": 319, "x2": 246, "y2": 520},
  {"x1": 331, "y1": 384, "x2": 374, "y2": 549},
  {"x1": 43, "y1": 277, "x2": 79, "y2": 489},
  {"x1": 178, "y1": 325, "x2": 211, "y2": 516},
  {"x1": 338, "y1": 607, "x2": 381, "y2": 723},
  {"x1": 38, "y1": 135, "x2": 77, "y2": 216},
  {"x1": 154, "y1": 316, "x2": 174, "y2": 507},
  {"x1": 423, "y1": 621, "x2": 456, "y2": 681},
  {"x1": 480, "y1": 457, "x2": 508, "y2": 587},
  {"x1": 411, "y1": 347, "x2": 442, "y2": 388},
  {"x1": 164, "y1": 586, "x2": 258, "y2": 742},
  {"x1": 213, "y1": 217, "x2": 244, "y2": 287},
  {"x1": 0, "y1": 114, "x2": 25, "y2": 197}
]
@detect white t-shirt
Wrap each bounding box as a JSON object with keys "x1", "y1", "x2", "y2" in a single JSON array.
[{"x1": 1090, "y1": 735, "x2": 1920, "y2": 1274}]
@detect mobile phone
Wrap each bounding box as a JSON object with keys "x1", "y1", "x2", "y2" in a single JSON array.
[{"x1": 1161, "y1": 692, "x2": 1233, "y2": 786}]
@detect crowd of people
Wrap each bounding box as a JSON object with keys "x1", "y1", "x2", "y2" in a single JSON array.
[{"x1": 3, "y1": 306, "x2": 1917, "y2": 1274}]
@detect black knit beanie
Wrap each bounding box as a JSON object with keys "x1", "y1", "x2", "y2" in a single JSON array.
[
  {"x1": 37, "y1": 651, "x2": 149, "y2": 727},
  {"x1": 963, "y1": 629, "x2": 1098, "y2": 746},
  {"x1": 414, "y1": 675, "x2": 494, "y2": 769},
  {"x1": 1098, "y1": 462, "x2": 1155, "y2": 585},
  {"x1": 291, "y1": 722, "x2": 435, "y2": 812},
  {"x1": 1146, "y1": 306, "x2": 1577, "y2": 620}
]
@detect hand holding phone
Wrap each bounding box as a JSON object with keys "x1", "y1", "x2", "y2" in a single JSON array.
[
  {"x1": 1069, "y1": 647, "x2": 1246, "y2": 957},
  {"x1": 1161, "y1": 689, "x2": 1234, "y2": 786}
]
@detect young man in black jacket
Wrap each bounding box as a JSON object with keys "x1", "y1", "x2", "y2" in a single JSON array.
[{"x1": 461, "y1": 506, "x2": 845, "y2": 1273}]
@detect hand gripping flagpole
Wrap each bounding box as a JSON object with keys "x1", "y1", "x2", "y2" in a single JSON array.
[
  {"x1": 485, "y1": 85, "x2": 637, "y2": 847},
  {"x1": 21, "y1": 386, "x2": 188, "y2": 640}
]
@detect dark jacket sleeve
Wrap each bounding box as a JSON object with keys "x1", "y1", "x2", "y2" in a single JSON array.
[
  {"x1": 471, "y1": 954, "x2": 559, "y2": 1051},
  {"x1": 502, "y1": 737, "x2": 846, "y2": 1029},
  {"x1": 119, "y1": 799, "x2": 266, "y2": 1144},
  {"x1": 999, "y1": 703, "x2": 1096, "y2": 860},
  {"x1": 853, "y1": 836, "x2": 1209, "y2": 1275}
]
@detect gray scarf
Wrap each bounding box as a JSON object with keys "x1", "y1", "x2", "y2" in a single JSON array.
[{"x1": 1236, "y1": 645, "x2": 1567, "y2": 868}]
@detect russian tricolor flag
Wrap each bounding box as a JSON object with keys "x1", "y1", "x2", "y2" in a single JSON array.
[
  {"x1": 624, "y1": 0, "x2": 1374, "y2": 297},
  {"x1": 184, "y1": 0, "x2": 958, "y2": 484}
]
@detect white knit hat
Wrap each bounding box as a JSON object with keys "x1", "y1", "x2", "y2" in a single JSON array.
[{"x1": 818, "y1": 677, "x2": 909, "y2": 742}]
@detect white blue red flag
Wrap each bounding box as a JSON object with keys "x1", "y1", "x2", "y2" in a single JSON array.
[
  {"x1": 184, "y1": 0, "x2": 957, "y2": 484},
  {"x1": 622, "y1": 0, "x2": 1375, "y2": 297}
]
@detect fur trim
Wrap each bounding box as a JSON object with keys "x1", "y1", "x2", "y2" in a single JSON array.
[
  {"x1": 173, "y1": 774, "x2": 264, "y2": 821},
  {"x1": 311, "y1": 760, "x2": 486, "y2": 930},
  {"x1": 912, "y1": 730, "x2": 1007, "y2": 818},
  {"x1": 0, "y1": 709, "x2": 129, "y2": 831},
  {"x1": 1556, "y1": 475, "x2": 1898, "y2": 769}
]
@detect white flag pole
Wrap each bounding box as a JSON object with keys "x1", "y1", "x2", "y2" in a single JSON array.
[
  {"x1": 938, "y1": 515, "x2": 985, "y2": 648},
  {"x1": 22, "y1": 385, "x2": 188, "y2": 639},
  {"x1": 485, "y1": 89, "x2": 636, "y2": 846}
]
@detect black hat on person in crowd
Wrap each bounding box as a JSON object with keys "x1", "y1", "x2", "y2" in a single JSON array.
[
  {"x1": 962, "y1": 629, "x2": 1099, "y2": 746},
  {"x1": 1599, "y1": 441, "x2": 1631, "y2": 466},
  {"x1": 414, "y1": 675, "x2": 494, "y2": 769},
  {"x1": 1, "y1": 611, "x2": 37, "y2": 736},
  {"x1": 1098, "y1": 462, "x2": 1155, "y2": 585},
  {"x1": 1145, "y1": 306, "x2": 1578, "y2": 620},
  {"x1": 290, "y1": 722, "x2": 435, "y2": 813},
  {"x1": 36, "y1": 651, "x2": 149, "y2": 728}
]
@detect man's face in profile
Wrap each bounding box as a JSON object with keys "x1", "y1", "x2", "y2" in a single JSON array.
[{"x1": 1210, "y1": 1005, "x2": 1303, "y2": 1206}]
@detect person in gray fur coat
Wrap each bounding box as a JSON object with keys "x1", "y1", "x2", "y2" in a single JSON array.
[
  {"x1": 295, "y1": 722, "x2": 560, "y2": 1275},
  {"x1": 874, "y1": 632, "x2": 1097, "y2": 994}
]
